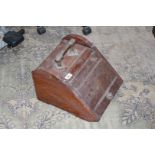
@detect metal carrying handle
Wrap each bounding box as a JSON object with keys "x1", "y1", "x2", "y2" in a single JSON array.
[{"x1": 55, "y1": 38, "x2": 76, "y2": 67}]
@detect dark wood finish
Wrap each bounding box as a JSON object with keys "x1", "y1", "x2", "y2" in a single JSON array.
[{"x1": 32, "y1": 34, "x2": 123, "y2": 122}]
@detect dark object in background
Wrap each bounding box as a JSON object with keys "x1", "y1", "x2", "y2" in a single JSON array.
[
  {"x1": 3, "y1": 29, "x2": 25, "y2": 47},
  {"x1": 37, "y1": 26, "x2": 46, "y2": 35},
  {"x1": 153, "y1": 26, "x2": 155, "y2": 37},
  {"x1": 32, "y1": 34, "x2": 123, "y2": 122},
  {"x1": 82, "y1": 26, "x2": 92, "y2": 35}
]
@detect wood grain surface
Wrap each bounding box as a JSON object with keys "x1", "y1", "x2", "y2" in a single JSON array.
[{"x1": 32, "y1": 34, "x2": 123, "y2": 121}]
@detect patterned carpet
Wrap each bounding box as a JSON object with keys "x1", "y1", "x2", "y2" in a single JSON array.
[{"x1": 0, "y1": 26, "x2": 155, "y2": 128}]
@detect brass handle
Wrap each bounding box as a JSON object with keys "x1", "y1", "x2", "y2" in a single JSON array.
[{"x1": 55, "y1": 38, "x2": 76, "y2": 67}]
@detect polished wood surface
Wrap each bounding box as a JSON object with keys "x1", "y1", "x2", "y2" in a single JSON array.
[{"x1": 32, "y1": 34, "x2": 123, "y2": 122}]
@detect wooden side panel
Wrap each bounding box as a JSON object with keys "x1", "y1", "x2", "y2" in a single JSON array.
[{"x1": 32, "y1": 69, "x2": 99, "y2": 121}]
